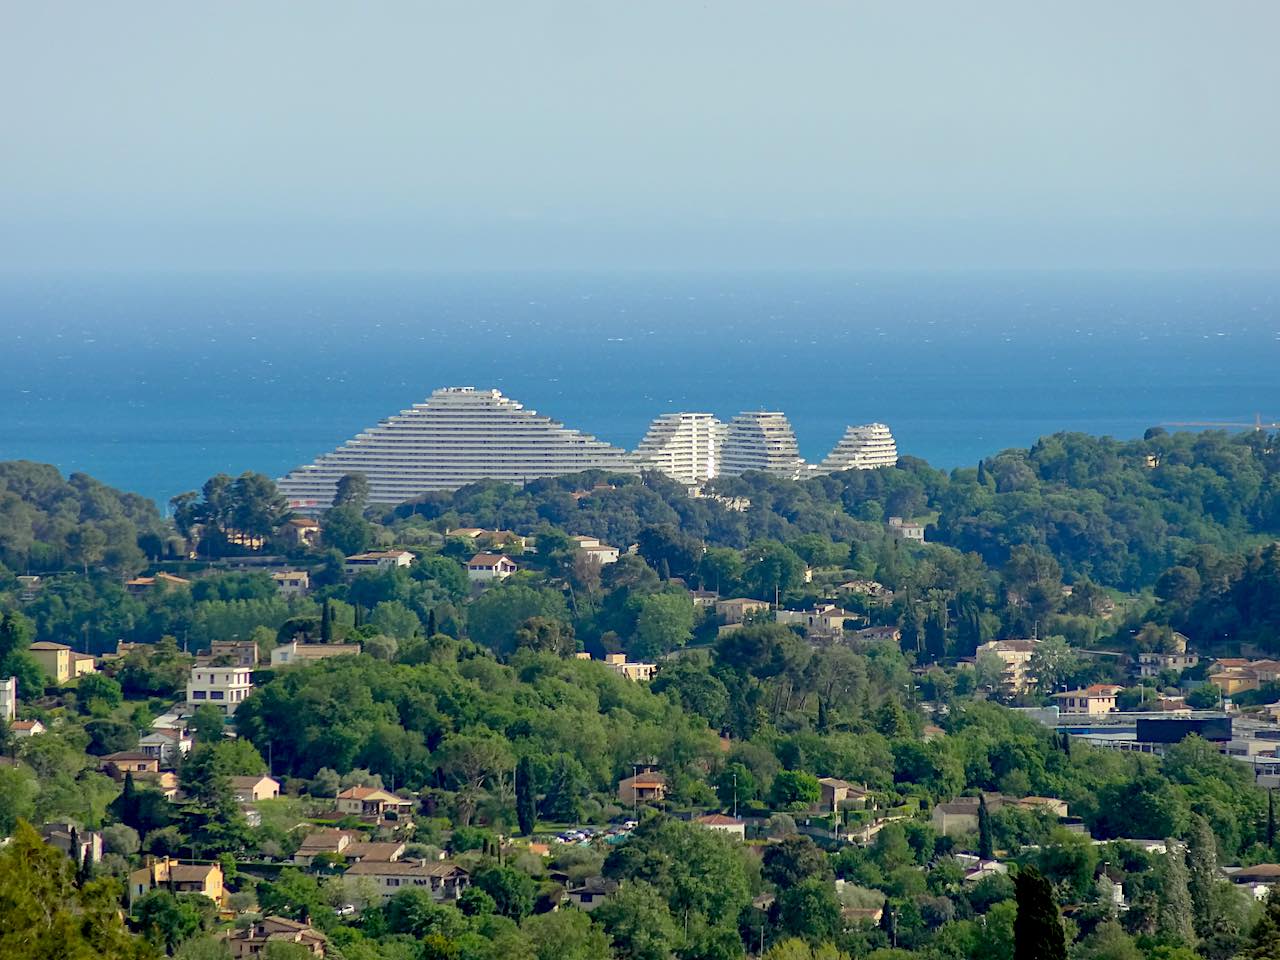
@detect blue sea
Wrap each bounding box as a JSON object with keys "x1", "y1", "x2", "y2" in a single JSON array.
[{"x1": 1, "y1": 270, "x2": 1277, "y2": 508}]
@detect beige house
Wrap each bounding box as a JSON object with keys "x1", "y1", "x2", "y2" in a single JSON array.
[
  {"x1": 29, "y1": 642, "x2": 97, "y2": 684},
  {"x1": 818, "y1": 777, "x2": 870, "y2": 813},
  {"x1": 931, "y1": 793, "x2": 1068, "y2": 836},
  {"x1": 617, "y1": 771, "x2": 667, "y2": 806},
  {"x1": 281, "y1": 517, "x2": 323, "y2": 549},
  {"x1": 272, "y1": 570, "x2": 311, "y2": 598},
  {"x1": 230, "y1": 775, "x2": 280, "y2": 803},
  {"x1": 100, "y1": 751, "x2": 161, "y2": 777},
  {"x1": 564, "y1": 876, "x2": 618, "y2": 912},
  {"x1": 694, "y1": 814, "x2": 746, "y2": 839},
  {"x1": 343, "y1": 861, "x2": 469, "y2": 901},
  {"x1": 715, "y1": 598, "x2": 771, "y2": 625},
  {"x1": 0, "y1": 676, "x2": 15, "y2": 722},
  {"x1": 776, "y1": 605, "x2": 856, "y2": 637},
  {"x1": 205, "y1": 639, "x2": 259, "y2": 668},
  {"x1": 129, "y1": 857, "x2": 224, "y2": 907},
  {"x1": 976, "y1": 639, "x2": 1041, "y2": 694},
  {"x1": 227, "y1": 916, "x2": 326, "y2": 958},
  {"x1": 345, "y1": 550, "x2": 414, "y2": 575},
  {"x1": 335, "y1": 786, "x2": 414, "y2": 818},
  {"x1": 887, "y1": 517, "x2": 926, "y2": 542},
  {"x1": 125, "y1": 572, "x2": 192, "y2": 595},
  {"x1": 1137, "y1": 651, "x2": 1199, "y2": 678},
  {"x1": 1052, "y1": 684, "x2": 1123, "y2": 715},
  {"x1": 293, "y1": 829, "x2": 357, "y2": 865},
  {"x1": 603, "y1": 653, "x2": 657, "y2": 682}
]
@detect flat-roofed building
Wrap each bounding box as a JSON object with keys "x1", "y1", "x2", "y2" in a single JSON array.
[
  {"x1": 631, "y1": 412, "x2": 726, "y2": 484},
  {"x1": 186, "y1": 665, "x2": 253, "y2": 716},
  {"x1": 0, "y1": 676, "x2": 14, "y2": 722},
  {"x1": 720, "y1": 411, "x2": 805, "y2": 479},
  {"x1": 345, "y1": 551, "x2": 415, "y2": 575},
  {"x1": 271, "y1": 641, "x2": 361, "y2": 667}
]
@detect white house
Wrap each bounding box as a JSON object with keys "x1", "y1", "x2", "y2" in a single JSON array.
[
  {"x1": 344, "y1": 551, "x2": 414, "y2": 575},
  {"x1": 466, "y1": 553, "x2": 518, "y2": 583},
  {"x1": 230, "y1": 775, "x2": 280, "y2": 803},
  {"x1": 343, "y1": 861, "x2": 469, "y2": 901},
  {"x1": 186, "y1": 665, "x2": 253, "y2": 716},
  {"x1": 271, "y1": 570, "x2": 310, "y2": 598},
  {"x1": 139, "y1": 728, "x2": 192, "y2": 766},
  {"x1": 694, "y1": 814, "x2": 746, "y2": 839}
]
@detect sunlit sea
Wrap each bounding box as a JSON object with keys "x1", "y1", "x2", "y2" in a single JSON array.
[{"x1": 1, "y1": 269, "x2": 1277, "y2": 506}]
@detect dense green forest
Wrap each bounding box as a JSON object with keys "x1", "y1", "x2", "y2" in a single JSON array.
[{"x1": 4, "y1": 429, "x2": 1280, "y2": 960}]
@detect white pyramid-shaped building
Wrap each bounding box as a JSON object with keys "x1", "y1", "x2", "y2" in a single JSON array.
[
  {"x1": 277, "y1": 387, "x2": 631, "y2": 509},
  {"x1": 719, "y1": 411, "x2": 806, "y2": 480},
  {"x1": 814, "y1": 423, "x2": 898, "y2": 474}
]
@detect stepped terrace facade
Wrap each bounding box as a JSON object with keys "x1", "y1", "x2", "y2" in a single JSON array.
[
  {"x1": 814, "y1": 423, "x2": 899, "y2": 474},
  {"x1": 277, "y1": 387, "x2": 631, "y2": 509},
  {"x1": 631, "y1": 412, "x2": 726, "y2": 485}
]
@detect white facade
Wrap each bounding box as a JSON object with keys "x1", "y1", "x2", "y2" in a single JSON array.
[
  {"x1": 720, "y1": 412, "x2": 806, "y2": 479},
  {"x1": 466, "y1": 554, "x2": 518, "y2": 583},
  {"x1": 631, "y1": 413, "x2": 726, "y2": 484},
  {"x1": 271, "y1": 570, "x2": 310, "y2": 597},
  {"x1": 186, "y1": 666, "x2": 253, "y2": 716},
  {"x1": 345, "y1": 551, "x2": 414, "y2": 574},
  {"x1": 278, "y1": 387, "x2": 632, "y2": 509},
  {"x1": 0, "y1": 676, "x2": 15, "y2": 722},
  {"x1": 815, "y1": 423, "x2": 898, "y2": 473}
]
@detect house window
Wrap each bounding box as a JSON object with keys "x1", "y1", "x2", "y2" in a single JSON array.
[
  {"x1": 193, "y1": 691, "x2": 206, "y2": 699},
  {"x1": 211, "y1": 691, "x2": 225, "y2": 700}
]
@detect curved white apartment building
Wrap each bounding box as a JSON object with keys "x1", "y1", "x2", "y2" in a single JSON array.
[
  {"x1": 720, "y1": 411, "x2": 806, "y2": 479},
  {"x1": 631, "y1": 413, "x2": 726, "y2": 484},
  {"x1": 277, "y1": 387, "x2": 631, "y2": 509},
  {"x1": 815, "y1": 423, "x2": 899, "y2": 474}
]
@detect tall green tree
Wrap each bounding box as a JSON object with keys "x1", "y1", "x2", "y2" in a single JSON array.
[
  {"x1": 1157, "y1": 843, "x2": 1195, "y2": 946},
  {"x1": 515, "y1": 755, "x2": 537, "y2": 836},
  {"x1": 1014, "y1": 866, "x2": 1066, "y2": 960},
  {"x1": 978, "y1": 793, "x2": 995, "y2": 860},
  {"x1": 1186, "y1": 814, "x2": 1219, "y2": 938}
]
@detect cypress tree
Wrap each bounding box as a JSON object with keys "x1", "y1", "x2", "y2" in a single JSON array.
[
  {"x1": 515, "y1": 756, "x2": 536, "y2": 837},
  {"x1": 1014, "y1": 866, "x2": 1066, "y2": 960},
  {"x1": 320, "y1": 600, "x2": 333, "y2": 644},
  {"x1": 659, "y1": 557, "x2": 671, "y2": 581},
  {"x1": 978, "y1": 793, "x2": 995, "y2": 860},
  {"x1": 1268, "y1": 789, "x2": 1276, "y2": 848},
  {"x1": 977, "y1": 459, "x2": 989, "y2": 486},
  {"x1": 1157, "y1": 842, "x2": 1196, "y2": 946},
  {"x1": 1187, "y1": 815, "x2": 1219, "y2": 938},
  {"x1": 817, "y1": 698, "x2": 829, "y2": 734},
  {"x1": 427, "y1": 608, "x2": 437, "y2": 637}
]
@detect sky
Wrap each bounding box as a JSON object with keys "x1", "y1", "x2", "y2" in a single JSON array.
[{"x1": 2, "y1": 2, "x2": 1278, "y2": 271}]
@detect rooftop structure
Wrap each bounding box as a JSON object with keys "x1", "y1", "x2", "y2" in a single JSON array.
[
  {"x1": 720, "y1": 411, "x2": 805, "y2": 479},
  {"x1": 631, "y1": 412, "x2": 726, "y2": 484},
  {"x1": 0, "y1": 676, "x2": 14, "y2": 722},
  {"x1": 277, "y1": 387, "x2": 631, "y2": 509},
  {"x1": 814, "y1": 423, "x2": 898, "y2": 473}
]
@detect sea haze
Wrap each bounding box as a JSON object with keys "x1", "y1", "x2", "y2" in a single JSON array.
[{"x1": 1, "y1": 270, "x2": 1276, "y2": 507}]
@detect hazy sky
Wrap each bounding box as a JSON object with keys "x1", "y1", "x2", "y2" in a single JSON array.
[{"x1": 3, "y1": 2, "x2": 1278, "y2": 270}]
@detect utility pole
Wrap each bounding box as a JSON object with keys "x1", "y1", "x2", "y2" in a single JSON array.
[{"x1": 732, "y1": 770, "x2": 738, "y2": 820}]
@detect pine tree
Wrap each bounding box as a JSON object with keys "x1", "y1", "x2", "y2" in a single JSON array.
[
  {"x1": 1157, "y1": 842, "x2": 1196, "y2": 946},
  {"x1": 978, "y1": 793, "x2": 995, "y2": 860},
  {"x1": 1014, "y1": 866, "x2": 1066, "y2": 960},
  {"x1": 1186, "y1": 815, "x2": 1219, "y2": 938},
  {"x1": 320, "y1": 600, "x2": 333, "y2": 644},
  {"x1": 515, "y1": 756, "x2": 537, "y2": 836}
]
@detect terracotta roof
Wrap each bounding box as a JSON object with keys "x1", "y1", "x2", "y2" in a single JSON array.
[
  {"x1": 343, "y1": 841, "x2": 404, "y2": 861},
  {"x1": 1233, "y1": 864, "x2": 1280, "y2": 881},
  {"x1": 695, "y1": 814, "x2": 744, "y2": 826},
  {"x1": 29, "y1": 641, "x2": 72, "y2": 651},
  {"x1": 169, "y1": 863, "x2": 218, "y2": 883}
]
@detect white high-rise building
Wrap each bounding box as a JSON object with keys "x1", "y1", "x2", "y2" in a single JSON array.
[
  {"x1": 0, "y1": 676, "x2": 15, "y2": 722},
  {"x1": 631, "y1": 413, "x2": 726, "y2": 484},
  {"x1": 720, "y1": 412, "x2": 806, "y2": 479},
  {"x1": 277, "y1": 387, "x2": 632, "y2": 509},
  {"x1": 815, "y1": 423, "x2": 898, "y2": 474}
]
